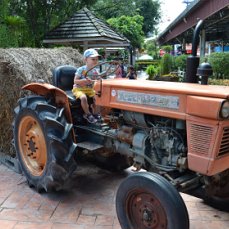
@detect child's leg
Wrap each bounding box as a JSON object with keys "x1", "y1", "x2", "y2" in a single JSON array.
[
  {"x1": 80, "y1": 94, "x2": 90, "y2": 114},
  {"x1": 81, "y1": 95, "x2": 97, "y2": 123},
  {"x1": 72, "y1": 88, "x2": 97, "y2": 123},
  {"x1": 90, "y1": 97, "x2": 99, "y2": 114},
  {"x1": 91, "y1": 97, "x2": 102, "y2": 120}
]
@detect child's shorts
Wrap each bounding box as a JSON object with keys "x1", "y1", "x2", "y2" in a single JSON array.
[{"x1": 72, "y1": 87, "x2": 95, "y2": 99}]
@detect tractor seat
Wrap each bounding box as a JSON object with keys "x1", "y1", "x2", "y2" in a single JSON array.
[{"x1": 52, "y1": 65, "x2": 78, "y2": 103}]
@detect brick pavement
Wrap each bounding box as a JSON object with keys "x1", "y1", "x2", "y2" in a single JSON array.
[{"x1": 0, "y1": 161, "x2": 229, "y2": 229}]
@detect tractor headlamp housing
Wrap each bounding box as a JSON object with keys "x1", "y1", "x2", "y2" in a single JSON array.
[{"x1": 220, "y1": 101, "x2": 229, "y2": 119}]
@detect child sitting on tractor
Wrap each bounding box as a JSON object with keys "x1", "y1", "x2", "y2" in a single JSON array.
[{"x1": 72, "y1": 48, "x2": 101, "y2": 123}]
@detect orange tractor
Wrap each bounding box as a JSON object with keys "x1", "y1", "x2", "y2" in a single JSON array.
[{"x1": 13, "y1": 20, "x2": 229, "y2": 229}]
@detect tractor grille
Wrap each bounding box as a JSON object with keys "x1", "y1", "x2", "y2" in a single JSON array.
[
  {"x1": 189, "y1": 123, "x2": 214, "y2": 155},
  {"x1": 218, "y1": 127, "x2": 229, "y2": 157}
]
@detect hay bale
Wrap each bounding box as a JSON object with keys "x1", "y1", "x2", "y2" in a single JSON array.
[{"x1": 0, "y1": 47, "x2": 83, "y2": 156}]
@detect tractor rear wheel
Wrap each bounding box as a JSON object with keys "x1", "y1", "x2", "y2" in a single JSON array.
[
  {"x1": 13, "y1": 95, "x2": 77, "y2": 192},
  {"x1": 116, "y1": 172, "x2": 189, "y2": 229}
]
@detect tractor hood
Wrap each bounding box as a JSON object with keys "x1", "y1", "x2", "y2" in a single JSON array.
[
  {"x1": 94, "y1": 79, "x2": 229, "y2": 120},
  {"x1": 95, "y1": 79, "x2": 229, "y2": 99}
]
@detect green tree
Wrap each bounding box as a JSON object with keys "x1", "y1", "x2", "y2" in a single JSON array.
[
  {"x1": 144, "y1": 38, "x2": 160, "y2": 59},
  {"x1": 135, "y1": 0, "x2": 160, "y2": 36},
  {"x1": 93, "y1": 0, "x2": 136, "y2": 19},
  {"x1": 4, "y1": 15, "x2": 25, "y2": 47},
  {"x1": 161, "y1": 45, "x2": 173, "y2": 53},
  {"x1": 93, "y1": 0, "x2": 161, "y2": 36},
  {"x1": 9, "y1": 0, "x2": 98, "y2": 47},
  {"x1": 0, "y1": 0, "x2": 26, "y2": 47},
  {"x1": 107, "y1": 15, "x2": 144, "y2": 49},
  {"x1": 3, "y1": 0, "x2": 161, "y2": 47},
  {"x1": 0, "y1": 0, "x2": 9, "y2": 47}
]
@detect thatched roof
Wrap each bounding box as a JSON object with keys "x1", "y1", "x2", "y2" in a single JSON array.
[
  {"x1": 0, "y1": 47, "x2": 83, "y2": 156},
  {"x1": 43, "y1": 7, "x2": 130, "y2": 48}
]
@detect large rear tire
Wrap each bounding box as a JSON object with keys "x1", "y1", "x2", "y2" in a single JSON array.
[
  {"x1": 116, "y1": 172, "x2": 189, "y2": 229},
  {"x1": 13, "y1": 95, "x2": 77, "y2": 192}
]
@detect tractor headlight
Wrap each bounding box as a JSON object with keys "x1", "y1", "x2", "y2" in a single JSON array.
[{"x1": 220, "y1": 101, "x2": 229, "y2": 119}]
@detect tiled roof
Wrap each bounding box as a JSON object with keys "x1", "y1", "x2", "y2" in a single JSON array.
[{"x1": 43, "y1": 7, "x2": 130, "y2": 47}]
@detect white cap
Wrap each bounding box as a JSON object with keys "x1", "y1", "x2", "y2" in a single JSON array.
[{"x1": 83, "y1": 49, "x2": 100, "y2": 58}]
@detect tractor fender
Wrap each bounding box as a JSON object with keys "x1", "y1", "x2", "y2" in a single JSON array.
[{"x1": 22, "y1": 83, "x2": 73, "y2": 125}]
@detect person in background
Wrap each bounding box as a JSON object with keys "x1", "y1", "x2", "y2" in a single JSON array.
[
  {"x1": 126, "y1": 65, "x2": 137, "y2": 80},
  {"x1": 114, "y1": 60, "x2": 122, "y2": 78},
  {"x1": 121, "y1": 62, "x2": 126, "y2": 78},
  {"x1": 72, "y1": 48, "x2": 101, "y2": 123}
]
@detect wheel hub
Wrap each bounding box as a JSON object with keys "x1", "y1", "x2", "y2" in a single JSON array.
[
  {"x1": 26, "y1": 130, "x2": 38, "y2": 157},
  {"x1": 18, "y1": 115, "x2": 47, "y2": 176},
  {"x1": 143, "y1": 209, "x2": 152, "y2": 222},
  {"x1": 127, "y1": 192, "x2": 167, "y2": 229},
  {"x1": 27, "y1": 137, "x2": 36, "y2": 154}
]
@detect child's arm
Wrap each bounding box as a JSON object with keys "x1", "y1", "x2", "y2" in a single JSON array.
[
  {"x1": 73, "y1": 67, "x2": 92, "y2": 87},
  {"x1": 74, "y1": 75, "x2": 92, "y2": 87}
]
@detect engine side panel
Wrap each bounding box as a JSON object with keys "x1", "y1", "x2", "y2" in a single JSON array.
[
  {"x1": 187, "y1": 115, "x2": 229, "y2": 175},
  {"x1": 95, "y1": 80, "x2": 229, "y2": 176}
]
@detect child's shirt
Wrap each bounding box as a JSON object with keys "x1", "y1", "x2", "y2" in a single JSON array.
[{"x1": 74, "y1": 65, "x2": 99, "y2": 88}]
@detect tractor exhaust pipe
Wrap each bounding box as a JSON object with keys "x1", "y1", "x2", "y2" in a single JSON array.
[{"x1": 185, "y1": 20, "x2": 204, "y2": 83}]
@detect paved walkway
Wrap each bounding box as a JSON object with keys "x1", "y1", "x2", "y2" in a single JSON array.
[{"x1": 0, "y1": 161, "x2": 229, "y2": 229}]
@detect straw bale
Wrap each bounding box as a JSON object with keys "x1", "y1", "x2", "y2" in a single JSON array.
[{"x1": 0, "y1": 47, "x2": 83, "y2": 156}]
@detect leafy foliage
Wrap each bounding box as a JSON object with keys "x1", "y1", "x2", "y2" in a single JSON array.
[
  {"x1": 146, "y1": 65, "x2": 157, "y2": 79},
  {"x1": 174, "y1": 54, "x2": 188, "y2": 71},
  {"x1": 0, "y1": 0, "x2": 160, "y2": 48},
  {"x1": 135, "y1": 0, "x2": 160, "y2": 36},
  {"x1": 107, "y1": 15, "x2": 144, "y2": 48},
  {"x1": 0, "y1": 25, "x2": 18, "y2": 47},
  {"x1": 0, "y1": 0, "x2": 13, "y2": 47},
  {"x1": 93, "y1": 0, "x2": 136, "y2": 19},
  {"x1": 8, "y1": 0, "x2": 98, "y2": 47},
  {"x1": 161, "y1": 45, "x2": 173, "y2": 53},
  {"x1": 93, "y1": 0, "x2": 160, "y2": 36},
  {"x1": 209, "y1": 79, "x2": 229, "y2": 85},
  {"x1": 160, "y1": 53, "x2": 174, "y2": 75},
  {"x1": 144, "y1": 39, "x2": 160, "y2": 59},
  {"x1": 208, "y1": 52, "x2": 229, "y2": 79}
]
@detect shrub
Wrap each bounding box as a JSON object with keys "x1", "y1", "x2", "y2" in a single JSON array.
[
  {"x1": 208, "y1": 52, "x2": 229, "y2": 79},
  {"x1": 135, "y1": 60, "x2": 160, "y2": 70},
  {"x1": 160, "y1": 53, "x2": 174, "y2": 75},
  {"x1": 159, "y1": 74, "x2": 180, "y2": 82},
  {"x1": 146, "y1": 65, "x2": 156, "y2": 80},
  {"x1": 175, "y1": 54, "x2": 188, "y2": 71},
  {"x1": 209, "y1": 79, "x2": 229, "y2": 86}
]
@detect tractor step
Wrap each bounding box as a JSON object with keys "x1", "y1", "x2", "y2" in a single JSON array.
[{"x1": 77, "y1": 141, "x2": 104, "y2": 151}]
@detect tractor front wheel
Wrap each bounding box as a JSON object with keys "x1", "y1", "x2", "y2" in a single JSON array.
[{"x1": 116, "y1": 172, "x2": 189, "y2": 229}]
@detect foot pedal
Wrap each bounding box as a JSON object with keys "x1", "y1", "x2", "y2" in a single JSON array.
[{"x1": 77, "y1": 141, "x2": 104, "y2": 151}]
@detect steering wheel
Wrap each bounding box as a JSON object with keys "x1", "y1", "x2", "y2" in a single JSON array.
[{"x1": 84, "y1": 60, "x2": 120, "y2": 79}]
